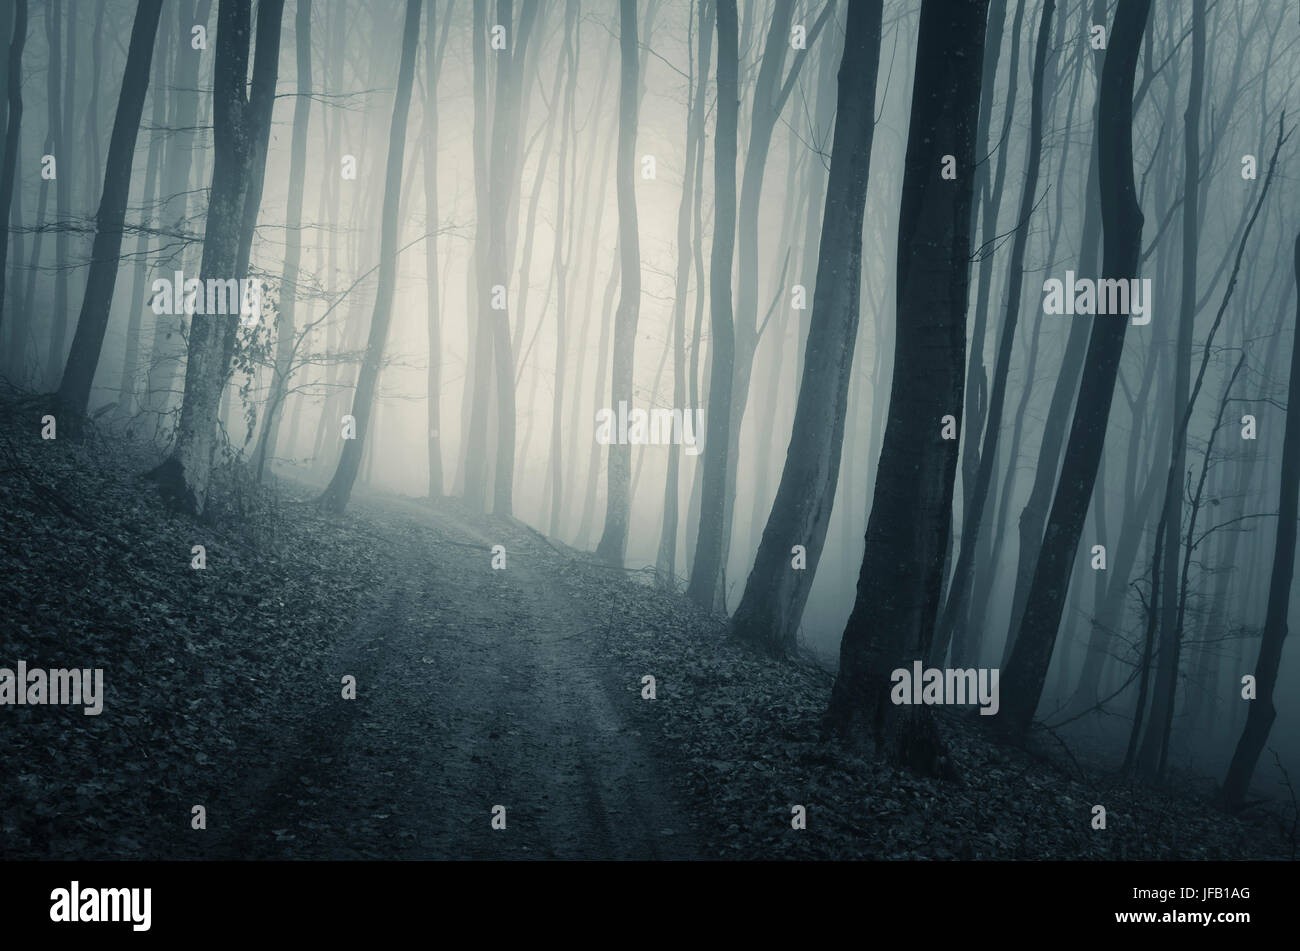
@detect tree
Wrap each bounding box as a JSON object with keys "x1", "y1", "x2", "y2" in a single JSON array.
[
  {"x1": 463, "y1": 0, "x2": 540, "y2": 514},
  {"x1": 1135, "y1": 0, "x2": 1206, "y2": 780},
  {"x1": 147, "y1": 0, "x2": 286, "y2": 514},
  {"x1": 1222, "y1": 235, "x2": 1300, "y2": 810},
  {"x1": 730, "y1": 0, "x2": 884, "y2": 656},
  {"x1": 686, "y1": 0, "x2": 739, "y2": 610},
  {"x1": 252, "y1": 0, "x2": 313, "y2": 481},
  {"x1": 548, "y1": 0, "x2": 579, "y2": 535},
  {"x1": 317, "y1": 0, "x2": 422, "y2": 513},
  {"x1": 0, "y1": 0, "x2": 27, "y2": 340},
  {"x1": 1001, "y1": 0, "x2": 1152, "y2": 738},
  {"x1": 703, "y1": 0, "x2": 834, "y2": 610},
  {"x1": 56, "y1": 0, "x2": 166, "y2": 418},
  {"x1": 593, "y1": 0, "x2": 642, "y2": 564},
  {"x1": 656, "y1": 0, "x2": 714, "y2": 587},
  {"x1": 825, "y1": 0, "x2": 989, "y2": 775},
  {"x1": 117, "y1": 2, "x2": 172, "y2": 415},
  {"x1": 143, "y1": 0, "x2": 214, "y2": 416},
  {"x1": 931, "y1": 0, "x2": 1055, "y2": 665},
  {"x1": 422, "y1": 0, "x2": 454, "y2": 498}
]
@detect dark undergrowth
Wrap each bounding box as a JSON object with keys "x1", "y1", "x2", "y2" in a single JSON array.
[{"x1": 0, "y1": 389, "x2": 1291, "y2": 860}]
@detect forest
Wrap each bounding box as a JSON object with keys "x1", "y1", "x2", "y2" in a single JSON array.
[{"x1": 1, "y1": 0, "x2": 1299, "y2": 863}]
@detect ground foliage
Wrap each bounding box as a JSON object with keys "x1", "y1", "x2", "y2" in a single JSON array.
[
  {"x1": 0, "y1": 394, "x2": 389, "y2": 859},
  {"x1": 0, "y1": 391, "x2": 1290, "y2": 860}
]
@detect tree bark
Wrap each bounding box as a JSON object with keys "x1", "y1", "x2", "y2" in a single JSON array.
[
  {"x1": 594, "y1": 0, "x2": 643, "y2": 564},
  {"x1": 825, "y1": 0, "x2": 989, "y2": 776},
  {"x1": 685, "y1": 0, "x2": 739, "y2": 610},
  {"x1": 0, "y1": 0, "x2": 27, "y2": 341},
  {"x1": 1222, "y1": 234, "x2": 1300, "y2": 810},
  {"x1": 931, "y1": 0, "x2": 1055, "y2": 666},
  {"x1": 1001, "y1": 0, "x2": 1152, "y2": 738},
  {"x1": 730, "y1": 0, "x2": 883, "y2": 656},
  {"x1": 56, "y1": 0, "x2": 165, "y2": 418},
  {"x1": 318, "y1": 0, "x2": 422, "y2": 513},
  {"x1": 146, "y1": 0, "x2": 285, "y2": 514}
]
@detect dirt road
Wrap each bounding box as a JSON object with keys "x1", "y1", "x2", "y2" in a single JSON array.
[{"x1": 214, "y1": 492, "x2": 697, "y2": 860}]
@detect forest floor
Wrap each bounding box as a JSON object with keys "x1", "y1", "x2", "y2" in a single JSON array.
[{"x1": 0, "y1": 392, "x2": 1293, "y2": 860}]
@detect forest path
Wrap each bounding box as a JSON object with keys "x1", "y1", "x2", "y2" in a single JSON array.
[{"x1": 221, "y1": 489, "x2": 697, "y2": 860}]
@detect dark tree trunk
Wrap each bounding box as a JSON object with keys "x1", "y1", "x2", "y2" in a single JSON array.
[
  {"x1": 56, "y1": 0, "x2": 165, "y2": 418},
  {"x1": 318, "y1": 0, "x2": 422, "y2": 513},
  {"x1": 1001, "y1": 0, "x2": 1152, "y2": 738},
  {"x1": 253, "y1": 0, "x2": 313, "y2": 482},
  {"x1": 117, "y1": 7, "x2": 171, "y2": 415},
  {"x1": 1136, "y1": 0, "x2": 1206, "y2": 780},
  {"x1": 708, "y1": 0, "x2": 834, "y2": 611},
  {"x1": 0, "y1": 0, "x2": 27, "y2": 340},
  {"x1": 1222, "y1": 234, "x2": 1300, "y2": 810},
  {"x1": 825, "y1": 0, "x2": 989, "y2": 776},
  {"x1": 146, "y1": 0, "x2": 286, "y2": 514},
  {"x1": 685, "y1": 0, "x2": 739, "y2": 610},
  {"x1": 730, "y1": 0, "x2": 883, "y2": 656},
  {"x1": 931, "y1": 0, "x2": 1055, "y2": 666},
  {"x1": 1005, "y1": 0, "x2": 1108, "y2": 659}
]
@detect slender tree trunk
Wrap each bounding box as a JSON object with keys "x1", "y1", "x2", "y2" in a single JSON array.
[
  {"x1": 594, "y1": 0, "x2": 642, "y2": 564},
  {"x1": 56, "y1": 0, "x2": 165, "y2": 418},
  {"x1": 1005, "y1": 2, "x2": 1108, "y2": 657},
  {"x1": 1222, "y1": 239, "x2": 1300, "y2": 808},
  {"x1": 423, "y1": 0, "x2": 452, "y2": 498},
  {"x1": 685, "y1": 0, "x2": 739, "y2": 609},
  {"x1": 117, "y1": 14, "x2": 171, "y2": 415},
  {"x1": 0, "y1": 0, "x2": 27, "y2": 341},
  {"x1": 318, "y1": 0, "x2": 422, "y2": 513},
  {"x1": 1001, "y1": 0, "x2": 1152, "y2": 738},
  {"x1": 931, "y1": 0, "x2": 1055, "y2": 666},
  {"x1": 548, "y1": 0, "x2": 579, "y2": 535},
  {"x1": 1136, "y1": 0, "x2": 1206, "y2": 780},
  {"x1": 730, "y1": 0, "x2": 884, "y2": 656},
  {"x1": 253, "y1": 0, "x2": 313, "y2": 481},
  {"x1": 709, "y1": 0, "x2": 834, "y2": 611},
  {"x1": 147, "y1": 0, "x2": 286, "y2": 514},
  {"x1": 144, "y1": 0, "x2": 214, "y2": 416}
]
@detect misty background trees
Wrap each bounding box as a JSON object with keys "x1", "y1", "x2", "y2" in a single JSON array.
[{"x1": 4, "y1": 0, "x2": 1300, "y2": 807}]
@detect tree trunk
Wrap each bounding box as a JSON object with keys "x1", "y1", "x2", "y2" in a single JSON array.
[
  {"x1": 56, "y1": 0, "x2": 165, "y2": 418},
  {"x1": 1222, "y1": 237, "x2": 1300, "y2": 808},
  {"x1": 253, "y1": 0, "x2": 313, "y2": 482},
  {"x1": 1136, "y1": 0, "x2": 1206, "y2": 780},
  {"x1": 1001, "y1": 0, "x2": 1152, "y2": 738},
  {"x1": 685, "y1": 0, "x2": 739, "y2": 610},
  {"x1": 147, "y1": 0, "x2": 285, "y2": 514},
  {"x1": 0, "y1": 0, "x2": 27, "y2": 341},
  {"x1": 143, "y1": 0, "x2": 213, "y2": 418},
  {"x1": 931, "y1": 0, "x2": 1055, "y2": 666},
  {"x1": 117, "y1": 10, "x2": 171, "y2": 415},
  {"x1": 423, "y1": 0, "x2": 452, "y2": 498},
  {"x1": 318, "y1": 0, "x2": 422, "y2": 513},
  {"x1": 594, "y1": 0, "x2": 642, "y2": 564},
  {"x1": 825, "y1": 0, "x2": 989, "y2": 776},
  {"x1": 730, "y1": 0, "x2": 883, "y2": 656}
]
